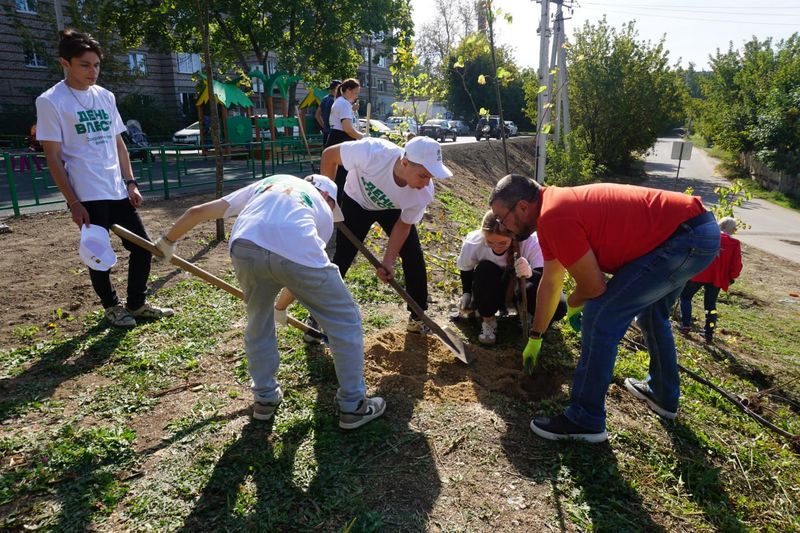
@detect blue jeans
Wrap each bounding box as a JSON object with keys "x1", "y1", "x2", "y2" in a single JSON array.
[
  {"x1": 565, "y1": 212, "x2": 720, "y2": 432},
  {"x1": 230, "y1": 239, "x2": 367, "y2": 412},
  {"x1": 680, "y1": 281, "x2": 721, "y2": 327}
]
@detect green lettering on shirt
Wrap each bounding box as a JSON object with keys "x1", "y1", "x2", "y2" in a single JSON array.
[{"x1": 361, "y1": 176, "x2": 395, "y2": 209}]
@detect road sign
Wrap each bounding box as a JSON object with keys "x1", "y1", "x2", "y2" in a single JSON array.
[{"x1": 671, "y1": 141, "x2": 693, "y2": 161}]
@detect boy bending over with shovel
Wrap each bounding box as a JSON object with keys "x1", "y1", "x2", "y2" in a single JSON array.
[
  {"x1": 320, "y1": 136, "x2": 453, "y2": 334},
  {"x1": 154, "y1": 174, "x2": 385, "y2": 429}
]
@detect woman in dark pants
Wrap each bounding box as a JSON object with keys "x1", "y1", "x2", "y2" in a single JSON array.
[
  {"x1": 324, "y1": 78, "x2": 364, "y2": 204},
  {"x1": 457, "y1": 210, "x2": 567, "y2": 345}
]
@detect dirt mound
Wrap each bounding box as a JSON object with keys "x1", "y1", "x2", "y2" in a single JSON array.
[{"x1": 364, "y1": 331, "x2": 567, "y2": 403}]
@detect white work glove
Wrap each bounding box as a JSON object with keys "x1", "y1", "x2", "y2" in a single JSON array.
[
  {"x1": 459, "y1": 292, "x2": 474, "y2": 318},
  {"x1": 514, "y1": 256, "x2": 532, "y2": 279},
  {"x1": 154, "y1": 236, "x2": 176, "y2": 262},
  {"x1": 274, "y1": 307, "x2": 288, "y2": 326}
]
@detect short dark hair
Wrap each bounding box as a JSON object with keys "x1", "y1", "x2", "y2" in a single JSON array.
[
  {"x1": 58, "y1": 29, "x2": 103, "y2": 61},
  {"x1": 489, "y1": 174, "x2": 541, "y2": 209}
]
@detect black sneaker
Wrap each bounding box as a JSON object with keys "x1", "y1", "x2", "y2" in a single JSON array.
[
  {"x1": 530, "y1": 414, "x2": 607, "y2": 443},
  {"x1": 623, "y1": 377, "x2": 677, "y2": 420},
  {"x1": 303, "y1": 315, "x2": 325, "y2": 344}
]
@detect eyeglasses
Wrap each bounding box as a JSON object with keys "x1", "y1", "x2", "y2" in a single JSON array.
[{"x1": 496, "y1": 200, "x2": 520, "y2": 229}]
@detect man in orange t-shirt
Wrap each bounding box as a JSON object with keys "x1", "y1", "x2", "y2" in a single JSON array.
[{"x1": 490, "y1": 175, "x2": 720, "y2": 442}]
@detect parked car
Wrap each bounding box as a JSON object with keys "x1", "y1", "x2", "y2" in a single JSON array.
[
  {"x1": 450, "y1": 120, "x2": 472, "y2": 136},
  {"x1": 418, "y1": 119, "x2": 458, "y2": 142},
  {"x1": 386, "y1": 116, "x2": 418, "y2": 135},
  {"x1": 504, "y1": 120, "x2": 519, "y2": 137},
  {"x1": 475, "y1": 116, "x2": 508, "y2": 140},
  {"x1": 172, "y1": 121, "x2": 201, "y2": 144}
]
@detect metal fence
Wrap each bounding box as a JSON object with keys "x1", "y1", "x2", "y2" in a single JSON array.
[{"x1": 0, "y1": 136, "x2": 323, "y2": 217}]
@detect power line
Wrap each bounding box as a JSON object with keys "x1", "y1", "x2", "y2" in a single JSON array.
[
  {"x1": 581, "y1": 1, "x2": 800, "y2": 9},
  {"x1": 579, "y1": 3, "x2": 800, "y2": 17},
  {"x1": 586, "y1": 7, "x2": 800, "y2": 26}
]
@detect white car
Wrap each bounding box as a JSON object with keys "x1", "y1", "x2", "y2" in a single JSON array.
[
  {"x1": 385, "y1": 116, "x2": 418, "y2": 135},
  {"x1": 172, "y1": 121, "x2": 201, "y2": 144},
  {"x1": 504, "y1": 121, "x2": 519, "y2": 137},
  {"x1": 358, "y1": 119, "x2": 398, "y2": 136}
]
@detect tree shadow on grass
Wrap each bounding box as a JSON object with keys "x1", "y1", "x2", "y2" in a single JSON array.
[
  {"x1": 181, "y1": 337, "x2": 440, "y2": 532},
  {"x1": 0, "y1": 322, "x2": 128, "y2": 424},
  {"x1": 661, "y1": 420, "x2": 748, "y2": 532}
]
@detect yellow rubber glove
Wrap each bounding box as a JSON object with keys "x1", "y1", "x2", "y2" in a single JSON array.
[
  {"x1": 566, "y1": 304, "x2": 584, "y2": 333},
  {"x1": 522, "y1": 337, "x2": 543, "y2": 374}
]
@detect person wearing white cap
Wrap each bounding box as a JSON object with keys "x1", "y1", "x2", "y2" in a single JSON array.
[
  {"x1": 319, "y1": 135, "x2": 453, "y2": 334},
  {"x1": 153, "y1": 174, "x2": 385, "y2": 429},
  {"x1": 36, "y1": 29, "x2": 173, "y2": 328}
]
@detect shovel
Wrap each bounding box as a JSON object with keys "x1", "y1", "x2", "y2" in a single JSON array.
[
  {"x1": 110, "y1": 224, "x2": 328, "y2": 343},
  {"x1": 514, "y1": 251, "x2": 529, "y2": 340},
  {"x1": 335, "y1": 221, "x2": 473, "y2": 364}
]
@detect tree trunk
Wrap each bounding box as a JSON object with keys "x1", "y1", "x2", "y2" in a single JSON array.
[{"x1": 199, "y1": 0, "x2": 226, "y2": 240}]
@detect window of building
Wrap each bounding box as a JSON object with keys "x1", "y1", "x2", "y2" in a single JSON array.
[
  {"x1": 24, "y1": 45, "x2": 46, "y2": 68},
  {"x1": 377, "y1": 56, "x2": 387, "y2": 68},
  {"x1": 266, "y1": 57, "x2": 278, "y2": 75},
  {"x1": 179, "y1": 92, "x2": 196, "y2": 117},
  {"x1": 16, "y1": 0, "x2": 37, "y2": 13},
  {"x1": 128, "y1": 52, "x2": 147, "y2": 74},
  {"x1": 176, "y1": 52, "x2": 201, "y2": 74},
  {"x1": 377, "y1": 79, "x2": 386, "y2": 92},
  {"x1": 250, "y1": 64, "x2": 264, "y2": 93}
]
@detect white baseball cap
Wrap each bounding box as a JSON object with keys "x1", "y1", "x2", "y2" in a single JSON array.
[
  {"x1": 305, "y1": 174, "x2": 344, "y2": 222},
  {"x1": 403, "y1": 136, "x2": 453, "y2": 179},
  {"x1": 79, "y1": 225, "x2": 117, "y2": 271}
]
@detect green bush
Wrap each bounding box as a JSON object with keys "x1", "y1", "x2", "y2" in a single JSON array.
[{"x1": 544, "y1": 133, "x2": 601, "y2": 186}]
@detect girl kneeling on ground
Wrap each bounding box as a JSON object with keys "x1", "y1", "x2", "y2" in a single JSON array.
[{"x1": 456, "y1": 210, "x2": 567, "y2": 345}]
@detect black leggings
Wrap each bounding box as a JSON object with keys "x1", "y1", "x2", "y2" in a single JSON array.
[
  {"x1": 333, "y1": 193, "x2": 427, "y2": 315},
  {"x1": 472, "y1": 260, "x2": 567, "y2": 325},
  {"x1": 325, "y1": 129, "x2": 356, "y2": 205},
  {"x1": 82, "y1": 199, "x2": 151, "y2": 310}
]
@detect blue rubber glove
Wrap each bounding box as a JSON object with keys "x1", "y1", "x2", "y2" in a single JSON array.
[
  {"x1": 522, "y1": 337, "x2": 543, "y2": 374},
  {"x1": 566, "y1": 304, "x2": 584, "y2": 333}
]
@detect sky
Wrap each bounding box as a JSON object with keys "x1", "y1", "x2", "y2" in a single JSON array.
[{"x1": 410, "y1": 0, "x2": 800, "y2": 71}]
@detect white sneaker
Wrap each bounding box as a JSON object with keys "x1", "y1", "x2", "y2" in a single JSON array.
[
  {"x1": 478, "y1": 318, "x2": 497, "y2": 345},
  {"x1": 406, "y1": 316, "x2": 431, "y2": 335}
]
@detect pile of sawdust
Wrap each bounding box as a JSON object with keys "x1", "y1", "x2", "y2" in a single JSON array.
[{"x1": 363, "y1": 331, "x2": 568, "y2": 403}]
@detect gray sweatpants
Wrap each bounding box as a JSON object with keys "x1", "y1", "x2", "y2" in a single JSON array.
[{"x1": 229, "y1": 239, "x2": 366, "y2": 412}]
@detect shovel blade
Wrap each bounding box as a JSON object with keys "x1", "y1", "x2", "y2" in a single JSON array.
[{"x1": 442, "y1": 326, "x2": 473, "y2": 364}]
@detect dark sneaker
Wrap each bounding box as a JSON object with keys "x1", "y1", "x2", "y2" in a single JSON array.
[
  {"x1": 105, "y1": 305, "x2": 136, "y2": 327},
  {"x1": 303, "y1": 315, "x2": 325, "y2": 344},
  {"x1": 530, "y1": 414, "x2": 608, "y2": 443},
  {"x1": 624, "y1": 377, "x2": 677, "y2": 420},
  {"x1": 339, "y1": 397, "x2": 386, "y2": 430},
  {"x1": 678, "y1": 325, "x2": 691, "y2": 335}
]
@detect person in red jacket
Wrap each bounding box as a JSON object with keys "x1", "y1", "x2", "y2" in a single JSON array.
[{"x1": 679, "y1": 217, "x2": 742, "y2": 343}]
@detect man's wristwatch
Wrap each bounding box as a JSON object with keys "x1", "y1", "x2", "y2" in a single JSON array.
[
  {"x1": 529, "y1": 329, "x2": 544, "y2": 339},
  {"x1": 124, "y1": 179, "x2": 138, "y2": 188}
]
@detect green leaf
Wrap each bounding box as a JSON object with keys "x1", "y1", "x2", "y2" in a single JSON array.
[
  {"x1": 541, "y1": 123, "x2": 552, "y2": 135},
  {"x1": 537, "y1": 85, "x2": 547, "y2": 94},
  {"x1": 477, "y1": 74, "x2": 487, "y2": 85}
]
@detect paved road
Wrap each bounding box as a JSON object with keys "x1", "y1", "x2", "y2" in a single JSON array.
[{"x1": 644, "y1": 137, "x2": 800, "y2": 265}]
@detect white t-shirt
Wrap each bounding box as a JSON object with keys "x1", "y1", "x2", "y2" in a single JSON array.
[
  {"x1": 340, "y1": 138, "x2": 434, "y2": 224},
  {"x1": 224, "y1": 174, "x2": 333, "y2": 268},
  {"x1": 329, "y1": 96, "x2": 354, "y2": 132},
  {"x1": 457, "y1": 230, "x2": 544, "y2": 271},
  {"x1": 35, "y1": 80, "x2": 127, "y2": 202}
]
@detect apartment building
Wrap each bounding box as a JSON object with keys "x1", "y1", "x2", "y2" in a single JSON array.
[{"x1": 0, "y1": 0, "x2": 395, "y2": 136}]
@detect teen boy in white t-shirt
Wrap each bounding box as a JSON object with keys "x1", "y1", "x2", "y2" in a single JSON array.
[
  {"x1": 154, "y1": 174, "x2": 385, "y2": 429},
  {"x1": 320, "y1": 136, "x2": 453, "y2": 333},
  {"x1": 36, "y1": 29, "x2": 172, "y2": 328}
]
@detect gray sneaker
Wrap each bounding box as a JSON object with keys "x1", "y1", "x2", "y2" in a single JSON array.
[
  {"x1": 105, "y1": 305, "x2": 136, "y2": 328},
  {"x1": 624, "y1": 377, "x2": 677, "y2": 420},
  {"x1": 339, "y1": 397, "x2": 386, "y2": 429},
  {"x1": 128, "y1": 303, "x2": 175, "y2": 320},
  {"x1": 253, "y1": 391, "x2": 283, "y2": 421},
  {"x1": 406, "y1": 316, "x2": 431, "y2": 335}
]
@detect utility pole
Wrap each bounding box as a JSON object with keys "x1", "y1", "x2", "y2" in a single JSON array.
[
  {"x1": 535, "y1": 0, "x2": 551, "y2": 184},
  {"x1": 367, "y1": 36, "x2": 373, "y2": 110}
]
